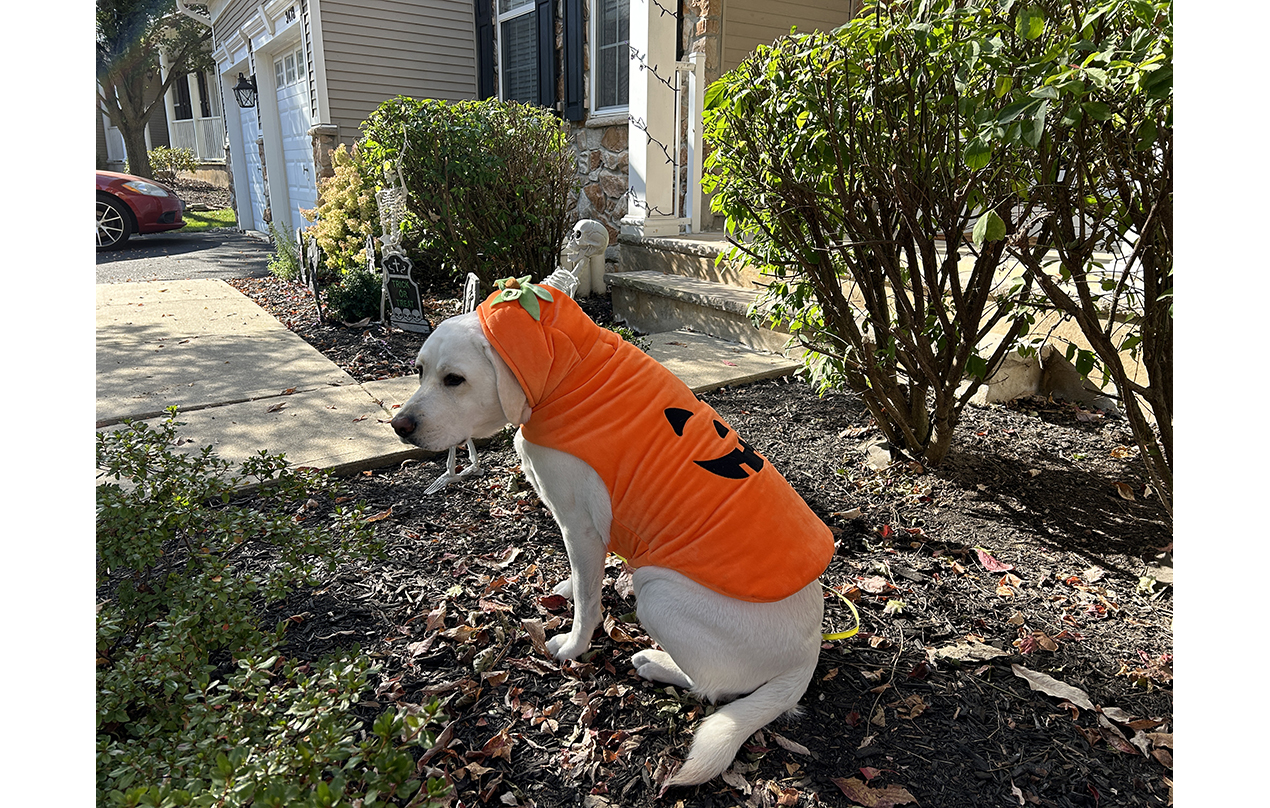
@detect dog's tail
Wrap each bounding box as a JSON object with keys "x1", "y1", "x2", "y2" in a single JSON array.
[{"x1": 663, "y1": 658, "x2": 817, "y2": 789}]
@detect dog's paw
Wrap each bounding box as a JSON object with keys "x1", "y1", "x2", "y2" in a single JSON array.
[
  {"x1": 631, "y1": 649, "x2": 695, "y2": 689},
  {"x1": 546, "y1": 632, "x2": 589, "y2": 661},
  {"x1": 552, "y1": 577, "x2": 574, "y2": 600}
]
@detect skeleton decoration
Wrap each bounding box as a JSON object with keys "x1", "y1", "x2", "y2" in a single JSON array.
[
  {"x1": 375, "y1": 157, "x2": 430, "y2": 333},
  {"x1": 561, "y1": 219, "x2": 610, "y2": 297},
  {"x1": 425, "y1": 272, "x2": 484, "y2": 495}
]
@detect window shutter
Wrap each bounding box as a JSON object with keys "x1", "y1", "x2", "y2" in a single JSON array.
[
  {"x1": 535, "y1": 0, "x2": 556, "y2": 109},
  {"x1": 562, "y1": 0, "x2": 583, "y2": 120},
  {"x1": 474, "y1": 0, "x2": 495, "y2": 99}
]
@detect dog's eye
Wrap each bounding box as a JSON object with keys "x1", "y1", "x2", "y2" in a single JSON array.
[{"x1": 443, "y1": 373, "x2": 465, "y2": 387}]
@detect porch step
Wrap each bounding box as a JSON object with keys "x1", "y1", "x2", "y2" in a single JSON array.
[
  {"x1": 606, "y1": 270, "x2": 793, "y2": 355},
  {"x1": 617, "y1": 231, "x2": 766, "y2": 289}
]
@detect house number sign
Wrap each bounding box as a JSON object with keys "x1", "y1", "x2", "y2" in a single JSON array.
[{"x1": 284, "y1": 6, "x2": 297, "y2": 24}]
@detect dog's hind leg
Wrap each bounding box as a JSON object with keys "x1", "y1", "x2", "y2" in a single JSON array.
[
  {"x1": 631, "y1": 567, "x2": 823, "y2": 787},
  {"x1": 516, "y1": 433, "x2": 613, "y2": 661}
]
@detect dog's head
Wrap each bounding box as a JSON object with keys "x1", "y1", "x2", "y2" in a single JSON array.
[{"x1": 390, "y1": 311, "x2": 531, "y2": 450}]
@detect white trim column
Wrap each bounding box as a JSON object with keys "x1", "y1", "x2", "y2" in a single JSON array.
[
  {"x1": 220, "y1": 65, "x2": 255, "y2": 231},
  {"x1": 621, "y1": 0, "x2": 681, "y2": 237}
]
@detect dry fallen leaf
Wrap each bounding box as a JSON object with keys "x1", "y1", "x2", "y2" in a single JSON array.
[
  {"x1": 831, "y1": 777, "x2": 918, "y2": 807},
  {"x1": 771, "y1": 733, "x2": 812, "y2": 756},
  {"x1": 1115, "y1": 482, "x2": 1136, "y2": 501},
  {"x1": 1011, "y1": 664, "x2": 1094, "y2": 711},
  {"x1": 975, "y1": 547, "x2": 1014, "y2": 572}
]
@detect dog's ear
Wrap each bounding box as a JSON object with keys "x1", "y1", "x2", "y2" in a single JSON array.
[{"x1": 483, "y1": 341, "x2": 532, "y2": 427}]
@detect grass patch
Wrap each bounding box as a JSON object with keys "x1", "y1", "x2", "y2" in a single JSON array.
[{"x1": 182, "y1": 207, "x2": 236, "y2": 231}]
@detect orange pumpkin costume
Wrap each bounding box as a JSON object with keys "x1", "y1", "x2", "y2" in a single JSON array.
[{"x1": 477, "y1": 284, "x2": 834, "y2": 603}]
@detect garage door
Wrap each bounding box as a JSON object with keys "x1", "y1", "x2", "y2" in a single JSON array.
[
  {"x1": 274, "y1": 46, "x2": 319, "y2": 233},
  {"x1": 239, "y1": 107, "x2": 268, "y2": 232}
]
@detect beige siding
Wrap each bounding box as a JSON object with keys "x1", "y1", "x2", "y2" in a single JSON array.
[
  {"x1": 320, "y1": 0, "x2": 478, "y2": 145},
  {"x1": 722, "y1": 0, "x2": 859, "y2": 73},
  {"x1": 212, "y1": 0, "x2": 259, "y2": 46}
]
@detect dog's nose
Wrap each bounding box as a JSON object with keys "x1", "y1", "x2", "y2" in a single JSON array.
[{"x1": 391, "y1": 414, "x2": 417, "y2": 438}]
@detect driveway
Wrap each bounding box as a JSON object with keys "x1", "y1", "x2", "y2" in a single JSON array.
[{"x1": 96, "y1": 229, "x2": 274, "y2": 284}]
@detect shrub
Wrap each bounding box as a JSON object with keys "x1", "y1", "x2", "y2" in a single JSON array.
[
  {"x1": 150, "y1": 146, "x2": 198, "y2": 184},
  {"x1": 970, "y1": 0, "x2": 1173, "y2": 513},
  {"x1": 324, "y1": 266, "x2": 384, "y2": 324},
  {"x1": 266, "y1": 223, "x2": 302, "y2": 281},
  {"x1": 302, "y1": 144, "x2": 379, "y2": 284},
  {"x1": 360, "y1": 98, "x2": 576, "y2": 289},
  {"x1": 705, "y1": 3, "x2": 1047, "y2": 465},
  {"x1": 97, "y1": 411, "x2": 450, "y2": 807}
]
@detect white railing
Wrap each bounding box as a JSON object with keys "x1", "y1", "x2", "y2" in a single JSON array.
[
  {"x1": 170, "y1": 116, "x2": 225, "y2": 163},
  {"x1": 671, "y1": 51, "x2": 705, "y2": 233}
]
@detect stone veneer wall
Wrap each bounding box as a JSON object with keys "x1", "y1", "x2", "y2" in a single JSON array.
[{"x1": 560, "y1": 0, "x2": 728, "y2": 244}]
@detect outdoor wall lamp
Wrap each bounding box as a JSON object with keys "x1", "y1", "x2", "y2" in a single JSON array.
[{"x1": 232, "y1": 73, "x2": 258, "y2": 108}]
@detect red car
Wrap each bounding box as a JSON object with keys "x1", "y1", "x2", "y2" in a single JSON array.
[{"x1": 96, "y1": 170, "x2": 186, "y2": 249}]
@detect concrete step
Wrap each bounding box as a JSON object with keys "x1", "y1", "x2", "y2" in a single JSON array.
[
  {"x1": 606, "y1": 269, "x2": 793, "y2": 354},
  {"x1": 618, "y1": 231, "x2": 761, "y2": 288}
]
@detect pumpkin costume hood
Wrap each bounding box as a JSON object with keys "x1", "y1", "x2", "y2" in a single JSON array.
[{"x1": 477, "y1": 283, "x2": 834, "y2": 603}]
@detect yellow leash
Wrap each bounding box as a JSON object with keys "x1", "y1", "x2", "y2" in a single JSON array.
[{"x1": 822, "y1": 585, "x2": 862, "y2": 641}]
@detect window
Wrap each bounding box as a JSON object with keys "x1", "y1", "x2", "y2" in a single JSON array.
[
  {"x1": 173, "y1": 74, "x2": 193, "y2": 120},
  {"x1": 594, "y1": 0, "x2": 629, "y2": 111},
  {"x1": 497, "y1": 0, "x2": 537, "y2": 104},
  {"x1": 273, "y1": 48, "x2": 307, "y2": 88}
]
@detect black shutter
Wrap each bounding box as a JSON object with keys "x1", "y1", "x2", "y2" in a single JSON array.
[
  {"x1": 535, "y1": 0, "x2": 556, "y2": 110},
  {"x1": 475, "y1": 0, "x2": 495, "y2": 99},
  {"x1": 562, "y1": 0, "x2": 583, "y2": 120}
]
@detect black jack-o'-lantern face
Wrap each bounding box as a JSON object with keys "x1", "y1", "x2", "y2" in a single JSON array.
[{"x1": 663, "y1": 407, "x2": 765, "y2": 480}]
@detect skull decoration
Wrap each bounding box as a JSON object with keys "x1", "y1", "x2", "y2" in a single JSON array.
[{"x1": 561, "y1": 219, "x2": 610, "y2": 297}]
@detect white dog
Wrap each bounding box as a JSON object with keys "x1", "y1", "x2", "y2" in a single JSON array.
[{"x1": 391, "y1": 282, "x2": 833, "y2": 788}]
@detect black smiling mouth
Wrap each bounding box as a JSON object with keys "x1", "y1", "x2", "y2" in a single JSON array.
[{"x1": 663, "y1": 407, "x2": 765, "y2": 480}]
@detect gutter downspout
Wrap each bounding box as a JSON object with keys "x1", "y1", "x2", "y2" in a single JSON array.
[{"x1": 175, "y1": 0, "x2": 212, "y2": 27}]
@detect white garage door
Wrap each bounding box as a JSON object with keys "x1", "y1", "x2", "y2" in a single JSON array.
[
  {"x1": 239, "y1": 107, "x2": 268, "y2": 232},
  {"x1": 274, "y1": 46, "x2": 319, "y2": 233}
]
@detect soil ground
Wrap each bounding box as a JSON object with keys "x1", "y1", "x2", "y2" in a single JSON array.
[{"x1": 224, "y1": 275, "x2": 1174, "y2": 808}]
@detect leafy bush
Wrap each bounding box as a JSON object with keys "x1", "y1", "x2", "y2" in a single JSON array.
[
  {"x1": 969, "y1": 0, "x2": 1173, "y2": 512},
  {"x1": 705, "y1": 2, "x2": 1048, "y2": 465},
  {"x1": 360, "y1": 98, "x2": 576, "y2": 288},
  {"x1": 324, "y1": 266, "x2": 384, "y2": 324},
  {"x1": 266, "y1": 223, "x2": 301, "y2": 281},
  {"x1": 150, "y1": 146, "x2": 198, "y2": 184},
  {"x1": 302, "y1": 144, "x2": 379, "y2": 284},
  {"x1": 97, "y1": 411, "x2": 450, "y2": 807}
]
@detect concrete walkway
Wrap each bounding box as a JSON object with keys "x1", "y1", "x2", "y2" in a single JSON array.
[{"x1": 96, "y1": 279, "x2": 799, "y2": 477}]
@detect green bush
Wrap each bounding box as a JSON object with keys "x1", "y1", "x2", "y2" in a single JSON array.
[
  {"x1": 324, "y1": 266, "x2": 384, "y2": 323},
  {"x1": 96, "y1": 411, "x2": 450, "y2": 807},
  {"x1": 705, "y1": 2, "x2": 1056, "y2": 465},
  {"x1": 266, "y1": 223, "x2": 302, "y2": 281},
  {"x1": 967, "y1": 0, "x2": 1173, "y2": 512},
  {"x1": 302, "y1": 144, "x2": 379, "y2": 284},
  {"x1": 150, "y1": 146, "x2": 198, "y2": 184},
  {"x1": 360, "y1": 98, "x2": 576, "y2": 289}
]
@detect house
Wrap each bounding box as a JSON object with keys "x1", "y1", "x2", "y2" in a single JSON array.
[
  {"x1": 96, "y1": 59, "x2": 229, "y2": 186},
  {"x1": 204, "y1": 0, "x2": 857, "y2": 245}
]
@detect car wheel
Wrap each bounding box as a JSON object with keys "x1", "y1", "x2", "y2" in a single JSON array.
[{"x1": 97, "y1": 195, "x2": 132, "y2": 249}]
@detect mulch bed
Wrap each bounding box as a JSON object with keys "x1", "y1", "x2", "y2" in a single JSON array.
[
  {"x1": 225, "y1": 274, "x2": 1173, "y2": 808},
  {"x1": 171, "y1": 177, "x2": 234, "y2": 211}
]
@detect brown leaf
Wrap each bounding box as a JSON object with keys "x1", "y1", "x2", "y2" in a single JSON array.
[
  {"x1": 771, "y1": 732, "x2": 812, "y2": 756},
  {"x1": 831, "y1": 777, "x2": 919, "y2": 807},
  {"x1": 363, "y1": 507, "x2": 393, "y2": 523},
  {"x1": 1115, "y1": 482, "x2": 1136, "y2": 500},
  {"x1": 1011, "y1": 664, "x2": 1094, "y2": 711},
  {"x1": 521, "y1": 618, "x2": 551, "y2": 658}
]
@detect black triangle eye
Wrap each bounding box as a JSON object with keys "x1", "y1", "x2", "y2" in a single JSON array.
[
  {"x1": 712, "y1": 420, "x2": 729, "y2": 438},
  {"x1": 664, "y1": 407, "x2": 693, "y2": 437}
]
